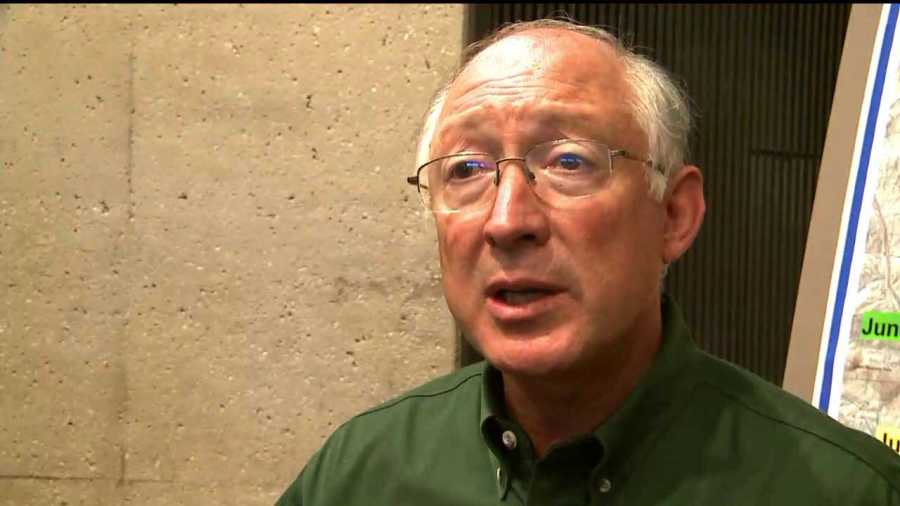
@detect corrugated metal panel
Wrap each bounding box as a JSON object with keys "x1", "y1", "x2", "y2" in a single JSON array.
[{"x1": 458, "y1": 4, "x2": 851, "y2": 386}]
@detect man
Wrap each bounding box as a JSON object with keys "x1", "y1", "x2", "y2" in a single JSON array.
[{"x1": 278, "y1": 19, "x2": 900, "y2": 505}]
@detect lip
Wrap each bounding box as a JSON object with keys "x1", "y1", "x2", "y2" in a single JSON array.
[{"x1": 484, "y1": 277, "x2": 566, "y2": 323}]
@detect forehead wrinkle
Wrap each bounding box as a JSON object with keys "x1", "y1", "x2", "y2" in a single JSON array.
[
  {"x1": 431, "y1": 31, "x2": 643, "y2": 157},
  {"x1": 434, "y1": 87, "x2": 630, "y2": 156},
  {"x1": 436, "y1": 80, "x2": 598, "y2": 149},
  {"x1": 437, "y1": 101, "x2": 596, "y2": 147},
  {"x1": 449, "y1": 79, "x2": 585, "y2": 112}
]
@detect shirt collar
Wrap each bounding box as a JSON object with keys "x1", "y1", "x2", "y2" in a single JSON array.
[
  {"x1": 590, "y1": 294, "x2": 701, "y2": 477},
  {"x1": 477, "y1": 294, "x2": 701, "y2": 497}
]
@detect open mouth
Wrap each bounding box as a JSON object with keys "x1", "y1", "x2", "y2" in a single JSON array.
[
  {"x1": 487, "y1": 284, "x2": 563, "y2": 324},
  {"x1": 485, "y1": 279, "x2": 566, "y2": 322},
  {"x1": 492, "y1": 288, "x2": 557, "y2": 305}
]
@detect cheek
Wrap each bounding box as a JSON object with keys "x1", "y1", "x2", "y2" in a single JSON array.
[
  {"x1": 555, "y1": 195, "x2": 662, "y2": 298},
  {"x1": 435, "y1": 215, "x2": 489, "y2": 330},
  {"x1": 436, "y1": 215, "x2": 485, "y2": 286},
  {"x1": 555, "y1": 202, "x2": 623, "y2": 262}
]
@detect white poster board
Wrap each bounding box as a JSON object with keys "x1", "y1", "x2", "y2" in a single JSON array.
[{"x1": 813, "y1": 3, "x2": 900, "y2": 449}]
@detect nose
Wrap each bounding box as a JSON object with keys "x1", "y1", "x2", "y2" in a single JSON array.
[{"x1": 483, "y1": 159, "x2": 550, "y2": 250}]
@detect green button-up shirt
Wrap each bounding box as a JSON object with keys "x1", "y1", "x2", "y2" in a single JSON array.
[{"x1": 277, "y1": 297, "x2": 900, "y2": 505}]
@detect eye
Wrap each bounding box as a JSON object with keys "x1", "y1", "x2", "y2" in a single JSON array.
[
  {"x1": 556, "y1": 153, "x2": 584, "y2": 171},
  {"x1": 547, "y1": 151, "x2": 596, "y2": 174},
  {"x1": 446, "y1": 158, "x2": 488, "y2": 181}
]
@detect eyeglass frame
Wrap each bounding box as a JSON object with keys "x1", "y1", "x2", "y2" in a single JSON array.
[{"x1": 405, "y1": 138, "x2": 659, "y2": 212}]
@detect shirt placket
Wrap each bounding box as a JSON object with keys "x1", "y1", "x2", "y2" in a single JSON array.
[{"x1": 524, "y1": 437, "x2": 606, "y2": 506}]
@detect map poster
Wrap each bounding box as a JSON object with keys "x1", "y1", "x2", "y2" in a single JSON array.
[{"x1": 812, "y1": 4, "x2": 900, "y2": 449}]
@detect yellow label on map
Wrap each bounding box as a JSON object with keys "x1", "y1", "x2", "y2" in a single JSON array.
[{"x1": 876, "y1": 425, "x2": 900, "y2": 454}]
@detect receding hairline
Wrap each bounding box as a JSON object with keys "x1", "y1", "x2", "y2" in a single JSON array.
[
  {"x1": 462, "y1": 19, "x2": 629, "y2": 63},
  {"x1": 452, "y1": 25, "x2": 628, "y2": 96},
  {"x1": 429, "y1": 26, "x2": 638, "y2": 158}
]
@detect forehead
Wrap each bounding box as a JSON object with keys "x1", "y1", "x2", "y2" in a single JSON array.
[
  {"x1": 434, "y1": 30, "x2": 637, "y2": 151},
  {"x1": 463, "y1": 29, "x2": 622, "y2": 85}
]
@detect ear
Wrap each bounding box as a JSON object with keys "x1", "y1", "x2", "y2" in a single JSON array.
[{"x1": 661, "y1": 164, "x2": 705, "y2": 264}]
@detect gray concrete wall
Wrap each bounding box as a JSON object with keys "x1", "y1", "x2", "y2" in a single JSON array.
[{"x1": 0, "y1": 5, "x2": 462, "y2": 505}]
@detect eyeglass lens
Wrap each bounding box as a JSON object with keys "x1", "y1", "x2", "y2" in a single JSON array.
[{"x1": 419, "y1": 140, "x2": 614, "y2": 212}]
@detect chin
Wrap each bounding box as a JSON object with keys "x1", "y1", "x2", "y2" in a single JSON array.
[{"x1": 475, "y1": 330, "x2": 581, "y2": 378}]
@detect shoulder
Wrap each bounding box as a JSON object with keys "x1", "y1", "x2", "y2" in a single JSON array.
[
  {"x1": 327, "y1": 360, "x2": 483, "y2": 449},
  {"x1": 690, "y1": 349, "x2": 900, "y2": 492},
  {"x1": 276, "y1": 362, "x2": 487, "y2": 506},
  {"x1": 354, "y1": 360, "x2": 485, "y2": 421}
]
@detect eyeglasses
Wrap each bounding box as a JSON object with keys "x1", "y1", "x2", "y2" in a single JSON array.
[{"x1": 406, "y1": 138, "x2": 655, "y2": 214}]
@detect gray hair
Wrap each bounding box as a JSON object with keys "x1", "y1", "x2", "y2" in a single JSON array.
[{"x1": 415, "y1": 19, "x2": 693, "y2": 200}]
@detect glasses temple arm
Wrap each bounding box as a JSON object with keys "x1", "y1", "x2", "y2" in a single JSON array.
[{"x1": 611, "y1": 149, "x2": 663, "y2": 174}]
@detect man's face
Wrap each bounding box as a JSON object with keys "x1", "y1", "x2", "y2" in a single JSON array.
[{"x1": 431, "y1": 30, "x2": 669, "y2": 378}]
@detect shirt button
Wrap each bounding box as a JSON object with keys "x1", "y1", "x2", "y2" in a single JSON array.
[
  {"x1": 501, "y1": 430, "x2": 518, "y2": 450},
  {"x1": 597, "y1": 477, "x2": 612, "y2": 494}
]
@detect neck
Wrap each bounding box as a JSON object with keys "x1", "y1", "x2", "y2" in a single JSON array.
[{"x1": 500, "y1": 305, "x2": 662, "y2": 458}]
